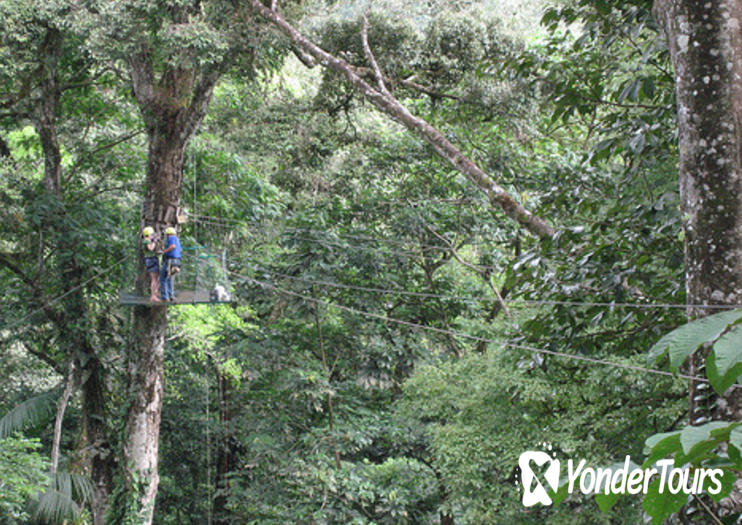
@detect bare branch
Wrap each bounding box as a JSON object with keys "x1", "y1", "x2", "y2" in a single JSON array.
[
  {"x1": 424, "y1": 223, "x2": 511, "y2": 318},
  {"x1": 361, "y1": 13, "x2": 389, "y2": 96},
  {"x1": 692, "y1": 494, "x2": 724, "y2": 525},
  {"x1": 356, "y1": 67, "x2": 460, "y2": 100},
  {"x1": 248, "y1": 0, "x2": 555, "y2": 238}
]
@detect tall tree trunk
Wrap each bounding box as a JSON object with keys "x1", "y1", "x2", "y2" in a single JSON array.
[
  {"x1": 654, "y1": 0, "x2": 742, "y2": 516},
  {"x1": 51, "y1": 361, "x2": 75, "y2": 474},
  {"x1": 37, "y1": 26, "x2": 62, "y2": 195},
  {"x1": 122, "y1": 48, "x2": 221, "y2": 522},
  {"x1": 123, "y1": 303, "x2": 168, "y2": 524},
  {"x1": 122, "y1": 125, "x2": 186, "y2": 524},
  {"x1": 79, "y1": 351, "x2": 113, "y2": 524},
  {"x1": 35, "y1": 25, "x2": 115, "y2": 524}
]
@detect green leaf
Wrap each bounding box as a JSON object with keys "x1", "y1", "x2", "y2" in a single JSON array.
[
  {"x1": 641, "y1": 77, "x2": 655, "y2": 99},
  {"x1": 676, "y1": 422, "x2": 739, "y2": 465},
  {"x1": 712, "y1": 324, "x2": 742, "y2": 377},
  {"x1": 592, "y1": 459, "x2": 643, "y2": 511},
  {"x1": 0, "y1": 389, "x2": 61, "y2": 439},
  {"x1": 728, "y1": 427, "x2": 742, "y2": 459},
  {"x1": 548, "y1": 477, "x2": 570, "y2": 505},
  {"x1": 643, "y1": 431, "x2": 681, "y2": 467},
  {"x1": 642, "y1": 478, "x2": 687, "y2": 524},
  {"x1": 707, "y1": 325, "x2": 742, "y2": 394},
  {"x1": 593, "y1": 0, "x2": 610, "y2": 15},
  {"x1": 707, "y1": 350, "x2": 742, "y2": 396},
  {"x1": 647, "y1": 309, "x2": 742, "y2": 369},
  {"x1": 680, "y1": 422, "x2": 732, "y2": 454},
  {"x1": 28, "y1": 471, "x2": 92, "y2": 524},
  {"x1": 540, "y1": 7, "x2": 560, "y2": 28}
]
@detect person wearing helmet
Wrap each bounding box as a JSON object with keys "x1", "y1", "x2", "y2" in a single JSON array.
[
  {"x1": 142, "y1": 226, "x2": 161, "y2": 302},
  {"x1": 160, "y1": 226, "x2": 182, "y2": 302}
]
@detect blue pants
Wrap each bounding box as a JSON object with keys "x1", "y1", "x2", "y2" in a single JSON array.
[{"x1": 160, "y1": 258, "x2": 180, "y2": 300}]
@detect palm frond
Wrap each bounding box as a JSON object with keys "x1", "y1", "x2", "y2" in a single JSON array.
[
  {"x1": 0, "y1": 388, "x2": 61, "y2": 439},
  {"x1": 29, "y1": 471, "x2": 93, "y2": 524},
  {"x1": 52, "y1": 471, "x2": 93, "y2": 505}
]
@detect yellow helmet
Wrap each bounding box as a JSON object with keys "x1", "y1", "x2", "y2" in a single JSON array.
[
  {"x1": 142, "y1": 226, "x2": 154, "y2": 237},
  {"x1": 165, "y1": 227, "x2": 176, "y2": 235}
]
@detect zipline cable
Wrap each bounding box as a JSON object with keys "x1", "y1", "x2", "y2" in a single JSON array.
[
  {"x1": 191, "y1": 215, "x2": 725, "y2": 310},
  {"x1": 193, "y1": 213, "x2": 505, "y2": 249},
  {"x1": 216, "y1": 261, "x2": 737, "y2": 389},
  {"x1": 222, "y1": 253, "x2": 734, "y2": 311},
  {"x1": 1, "y1": 254, "x2": 131, "y2": 334},
  {"x1": 195, "y1": 218, "x2": 495, "y2": 263},
  {"x1": 239, "y1": 256, "x2": 486, "y2": 302}
]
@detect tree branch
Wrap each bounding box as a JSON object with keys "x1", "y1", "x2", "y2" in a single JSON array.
[
  {"x1": 424, "y1": 224, "x2": 510, "y2": 318},
  {"x1": 249, "y1": 0, "x2": 554, "y2": 238},
  {"x1": 18, "y1": 340, "x2": 65, "y2": 374},
  {"x1": 0, "y1": 252, "x2": 37, "y2": 290},
  {"x1": 127, "y1": 46, "x2": 156, "y2": 116},
  {"x1": 351, "y1": 67, "x2": 460, "y2": 101},
  {"x1": 291, "y1": 44, "x2": 317, "y2": 68},
  {"x1": 51, "y1": 360, "x2": 76, "y2": 474},
  {"x1": 0, "y1": 252, "x2": 66, "y2": 330},
  {"x1": 182, "y1": 67, "x2": 222, "y2": 142},
  {"x1": 361, "y1": 13, "x2": 389, "y2": 96},
  {"x1": 68, "y1": 128, "x2": 146, "y2": 182}
]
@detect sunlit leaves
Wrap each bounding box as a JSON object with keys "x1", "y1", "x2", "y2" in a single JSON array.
[{"x1": 647, "y1": 309, "x2": 742, "y2": 395}]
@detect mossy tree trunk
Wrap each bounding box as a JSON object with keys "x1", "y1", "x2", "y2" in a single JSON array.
[
  {"x1": 654, "y1": 0, "x2": 742, "y2": 516},
  {"x1": 35, "y1": 24, "x2": 114, "y2": 525}
]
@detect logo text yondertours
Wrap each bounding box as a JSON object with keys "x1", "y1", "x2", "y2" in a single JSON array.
[{"x1": 518, "y1": 450, "x2": 724, "y2": 507}]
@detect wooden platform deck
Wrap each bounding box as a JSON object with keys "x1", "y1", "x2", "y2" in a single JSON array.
[{"x1": 118, "y1": 290, "x2": 232, "y2": 306}]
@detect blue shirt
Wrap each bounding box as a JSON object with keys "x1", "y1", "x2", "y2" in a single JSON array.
[{"x1": 164, "y1": 235, "x2": 182, "y2": 258}]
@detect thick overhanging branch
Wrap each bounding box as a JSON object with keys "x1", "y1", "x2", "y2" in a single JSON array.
[
  {"x1": 248, "y1": 0, "x2": 555, "y2": 239},
  {"x1": 127, "y1": 47, "x2": 156, "y2": 119},
  {"x1": 181, "y1": 68, "x2": 222, "y2": 142}
]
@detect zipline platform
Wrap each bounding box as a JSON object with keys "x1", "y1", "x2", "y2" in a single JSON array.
[
  {"x1": 119, "y1": 218, "x2": 234, "y2": 308},
  {"x1": 119, "y1": 290, "x2": 233, "y2": 306}
]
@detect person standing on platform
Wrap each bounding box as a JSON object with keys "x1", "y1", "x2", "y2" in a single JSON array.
[
  {"x1": 142, "y1": 226, "x2": 161, "y2": 303},
  {"x1": 160, "y1": 226, "x2": 182, "y2": 302}
]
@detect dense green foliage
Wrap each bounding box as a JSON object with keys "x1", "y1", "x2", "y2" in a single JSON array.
[
  {"x1": 0, "y1": 436, "x2": 49, "y2": 524},
  {"x1": 1, "y1": 0, "x2": 727, "y2": 523}
]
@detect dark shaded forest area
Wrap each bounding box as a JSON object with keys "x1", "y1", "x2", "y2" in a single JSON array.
[{"x1": 3, "y1": 0, "x2": 742, "y2": 523}]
